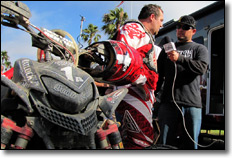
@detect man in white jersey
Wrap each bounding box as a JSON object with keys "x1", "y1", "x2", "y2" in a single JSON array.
[{"x1": 113, "y1": 4, "x2": 164, "y2": 149}]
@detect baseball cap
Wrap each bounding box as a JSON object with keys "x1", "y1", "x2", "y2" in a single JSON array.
[{"x1": 177, "y1": 15, "x2": 196, "y2": 29}]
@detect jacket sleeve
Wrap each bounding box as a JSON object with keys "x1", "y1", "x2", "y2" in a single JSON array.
[{"x1": 177, "y1": 44, "x2": 208, "y2": 75}]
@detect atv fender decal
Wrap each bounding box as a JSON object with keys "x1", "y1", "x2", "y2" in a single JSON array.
[{"x1": 61, "y1": 66, "x2": 74, "y2": 81}]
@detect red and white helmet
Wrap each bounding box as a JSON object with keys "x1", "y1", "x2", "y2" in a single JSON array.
[{"x1": 79, "y1": 40, "x2": 145, "y2": 86}]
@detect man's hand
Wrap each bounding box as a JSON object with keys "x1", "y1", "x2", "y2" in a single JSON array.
[{"x1": 167, "y1": 51, "x2": 179, "y2": 62}]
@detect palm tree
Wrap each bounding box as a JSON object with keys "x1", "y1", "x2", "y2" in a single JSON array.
[
  {"x1": 81, "y1": 24, "x2": 101, "y2": 46},
  {"x1": 102, "y1": 7, "x2": 128, "y2": 39},
  {"x1": 1, "y1": 51, "x2": 7, "y2": 63},
  {"x1": 1, "y1": 51, "x2": 12, "y2": 72}
]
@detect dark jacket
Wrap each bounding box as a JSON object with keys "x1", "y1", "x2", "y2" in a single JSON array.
[{"x1": 156, "y1": 41, "x2": 208, "y2": 108}]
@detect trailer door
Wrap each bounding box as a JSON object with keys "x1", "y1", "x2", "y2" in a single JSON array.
[{"x1": 206, "y1": 25, "x2": 225, "y2": 116}]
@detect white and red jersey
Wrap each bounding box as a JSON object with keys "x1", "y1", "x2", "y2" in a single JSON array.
[
  {"x1": 115, "y1": 20, "x2": 161, "y2": 149},
  {"x1": 115, "y1": 20, "x2": 161, "y2": 90}
]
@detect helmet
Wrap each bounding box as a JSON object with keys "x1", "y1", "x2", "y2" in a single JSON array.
[{"x1": 79, "y1": 40, "x2": 144, "y2": 85}]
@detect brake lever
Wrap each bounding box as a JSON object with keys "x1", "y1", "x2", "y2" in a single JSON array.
[{"x1": 1, "y1": 14, "x2": 20, "y2": 28}]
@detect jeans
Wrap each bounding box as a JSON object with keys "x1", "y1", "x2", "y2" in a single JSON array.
[{"x1": 158, "y1": 102, "x2": 202, "y2": 149}]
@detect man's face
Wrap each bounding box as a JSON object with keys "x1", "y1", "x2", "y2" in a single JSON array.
[
  {"x1": 176, "y1": 23, "x2": 196, "y2": 42},
  {"x1": 152, "y1": 9, "x2": 164, "y2": 35}
]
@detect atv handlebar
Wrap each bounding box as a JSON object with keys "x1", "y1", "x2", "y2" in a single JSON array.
[{"x1": 1, "y1": 1, "x2": 79, "y2": 65}]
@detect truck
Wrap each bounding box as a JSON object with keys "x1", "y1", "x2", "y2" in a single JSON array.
[{"x1": 155, "y1": 1, "x2": 225, "y2": 146}]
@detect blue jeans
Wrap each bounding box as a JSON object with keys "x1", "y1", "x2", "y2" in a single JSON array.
[{"x1": 158, "y1": 102, "x2": 202, "y2": 149}]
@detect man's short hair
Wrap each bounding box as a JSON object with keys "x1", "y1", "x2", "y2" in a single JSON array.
[{"x1": 138, "y1": 4, "x2": 163, "y2": 20}]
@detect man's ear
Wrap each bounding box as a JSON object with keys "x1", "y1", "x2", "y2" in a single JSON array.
[
  {"x1": 150, "y1": 13, "x2": 155, "y2": 21},
  {"x1": 192, "y1": 29, "x2": 197, "y2": 35}
]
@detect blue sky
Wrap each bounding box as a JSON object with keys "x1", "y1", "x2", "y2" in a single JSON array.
[{"x1": 1, "y1": 1, "x2": 220, "y2": 65}]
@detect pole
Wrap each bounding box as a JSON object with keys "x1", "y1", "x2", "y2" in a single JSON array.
[{"x1": 79, "y1": 15, "x2": 85, "y2": 40}]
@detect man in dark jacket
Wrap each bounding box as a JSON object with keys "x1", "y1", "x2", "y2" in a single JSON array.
[{"x1": 156, "y1": 15, "x2": 208, "y2": 149}]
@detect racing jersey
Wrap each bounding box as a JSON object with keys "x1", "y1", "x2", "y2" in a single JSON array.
[
  {"x1": 114, "y1": 20, "x2": 161, "y2": 148},
  {"x1": 114, "y1": 20, "x2": 161, "y2": 91}
]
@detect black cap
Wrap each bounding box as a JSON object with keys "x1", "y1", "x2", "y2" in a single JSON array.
[{"x1": 177, "y1": 15, "x2": 196, "y2": 28}]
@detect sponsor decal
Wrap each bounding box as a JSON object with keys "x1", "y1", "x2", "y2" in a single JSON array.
[
  {"x1": 54, "y1": 84, "x2": 77, "y2": 98},
  {"x1": 124, "y1": 24, "x2": 146, "y2": 39},
  {"x1": 178, "y1": 50, "x2": 193, "y2": 59},
  {"x1": 122, "y1": 110, "x2": 140, "y2": 133},
  {"x1": 42, "y1": 28, "x2": 75, "y2": 50},
  {"x1": 106, "y1": 90, "x2": 123, "y2": 103},
  {"x1": 21, "y1": 59, "x2": 39, "y2": 86}
]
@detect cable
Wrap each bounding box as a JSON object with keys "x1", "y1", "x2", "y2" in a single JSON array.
[
  {"x1": 172, "y1": 62, "x2": 224, "y2": 148},
  {"x1": 29, "y1": 23, "x2": 76, "y2": 64},
  {"x1": 76, "y1": 35, "x2": 84, "y2": 49},
  {"x1": 16, "y1": 26, "x2": 67, "y2": 61},
  {"x1": 51, "y1": 29, "x2": 79, "y2": 67},
  {"x1": 53, "y1": 44, "x2": 67, "y2": 60}
]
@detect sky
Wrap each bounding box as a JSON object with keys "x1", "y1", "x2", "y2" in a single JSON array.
[{"x1": 1, "y1": 1, "x2": 220, "y2": 65}]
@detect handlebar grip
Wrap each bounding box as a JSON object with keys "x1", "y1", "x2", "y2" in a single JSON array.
[{"x1": 1, "y1": 1, "x2": 31, "y2": 19}]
